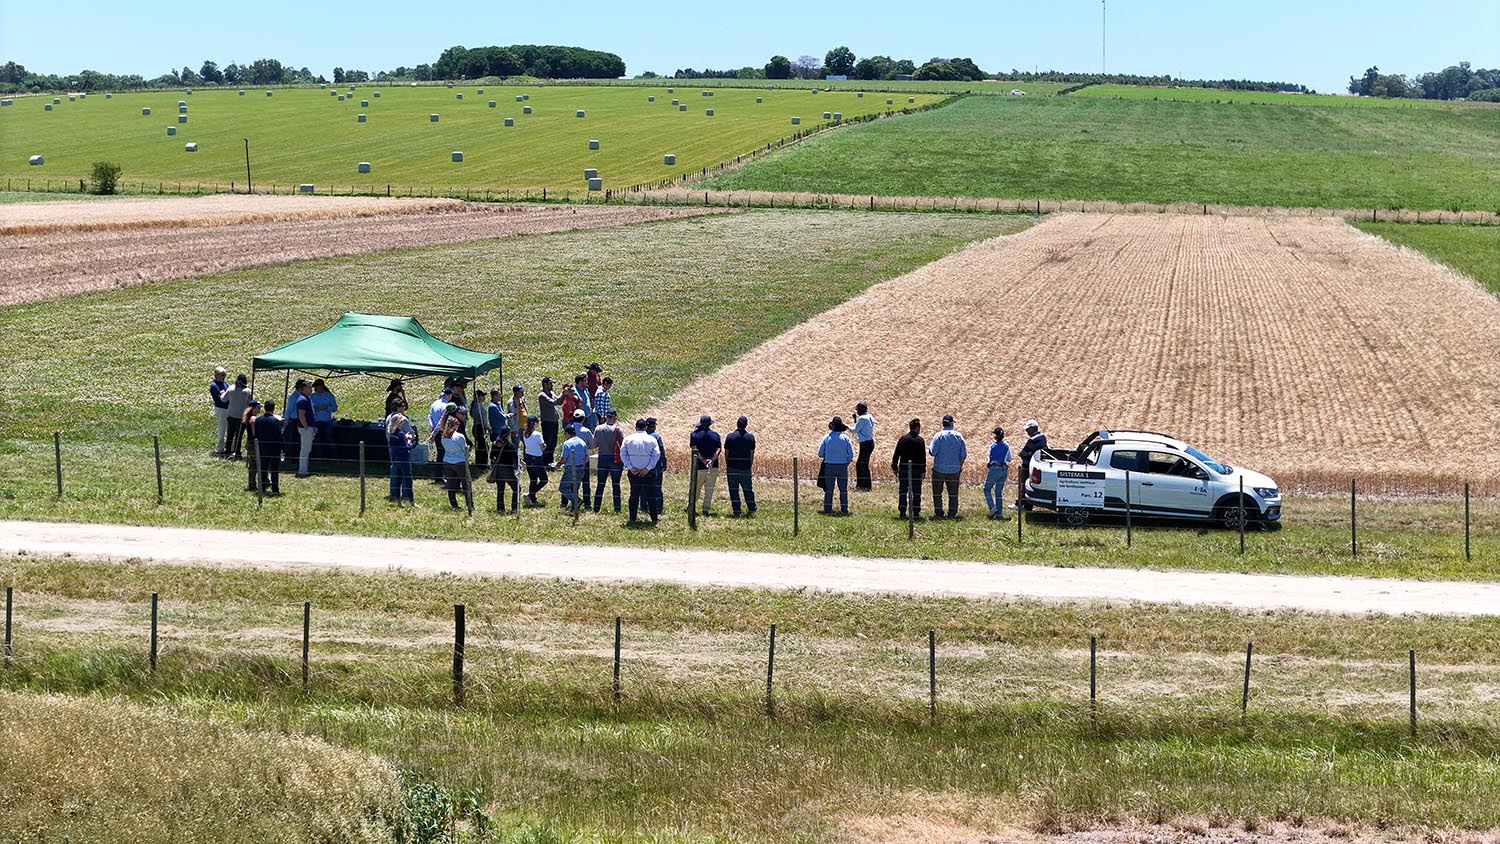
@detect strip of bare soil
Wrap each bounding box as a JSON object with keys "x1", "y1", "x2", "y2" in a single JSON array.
[{"x1": 0, "y1": 200, "x2": 725, "y2": 306}]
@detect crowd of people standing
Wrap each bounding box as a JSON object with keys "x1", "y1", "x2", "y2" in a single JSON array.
[{"x1": 213, "y1": 364, "x2": 1051, "y2": 523}]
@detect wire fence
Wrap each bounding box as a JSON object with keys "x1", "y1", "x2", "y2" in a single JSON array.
[{"x1": 2, "y1": 430, "x2": 1495, "y2": 566}]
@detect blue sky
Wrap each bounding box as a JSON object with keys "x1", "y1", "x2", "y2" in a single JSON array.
[{"x1": 4, "y1": 0, "x2": 1496, "y2": 94}]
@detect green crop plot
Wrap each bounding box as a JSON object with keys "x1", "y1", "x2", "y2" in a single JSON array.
[
  {"x1": 0, "y1": 84, "x2": 943, "y2": 192},
  {"x1": 1070, "y1": 83, "x2": 1497, "y2": 108},
  {"x1": 1353, "y1": 221, "x2": 1500, "y2": 295},
  {"x1": 707, "y1": 93, "x2": 1500, "y2": 210}
]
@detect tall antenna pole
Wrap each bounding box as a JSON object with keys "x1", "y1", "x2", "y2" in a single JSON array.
[{"x1": 1102, "y1": 0, "x2": 1107, "y2": 75}]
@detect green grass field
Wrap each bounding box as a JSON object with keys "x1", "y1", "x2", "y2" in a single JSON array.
[
  {"x1": 6, "y1": 557, "x2": 1500, "y2": 842},
  {"x1": 1070, "y1": 83, "x2": 1498, "y2": 109},
  {"x1": 705, "y1": 93, "x2": 1500, "y2": 210},
  {"x1": 0, "y1": 85, "x2": 942, "y2": 192},
  {"x1": 1, "y1": 208, "x2": 1496, "y2": 582},
  {"x1": 1352, "y1": 222, "x2": 1500, "y2": 294}
]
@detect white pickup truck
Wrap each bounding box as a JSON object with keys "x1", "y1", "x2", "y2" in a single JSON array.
[{"x1": 1021, "y1": 430, "x2": 1282, "y2": 528}]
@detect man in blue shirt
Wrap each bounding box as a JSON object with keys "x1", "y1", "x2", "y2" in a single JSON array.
[
  {"x1": 309, "y1": 379, "x2": 338, "y2": 461},
  {"x1": 209, "y1": 367, "x2": 230, "y2": 455},
  {"x1": 556, "y1": 423, "x2": 590, "y2": 511},
  {"x1": 984, "y1": 427, "x2": 1013, "y2": 520},
  {"x1": 290, "y1": 379, "x2": 316, "y2": 478},
  {"x1": 688, "y1": 415, "x2": 721, "y2": 516},
  {"x1": 646, "y1": 418, "x2": 666, "y2": 515},
  {"x1": 818, "y1": 416, "x2": 855, "y2": 515},
  {"x1": 853, "y1": 402, "x2": 875, "y2": 491},
  {"x1": 928, "y1": 414, "x2": 968, "y2": 518},
  {"x1": 723, "y1": 415, "x2": 757, "y2": 517}
]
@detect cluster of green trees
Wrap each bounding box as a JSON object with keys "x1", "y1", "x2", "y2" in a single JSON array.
[
  {"x1": 666, "y1": 48, "x2": 981, "y2": 82},
  {"x1": 1348, "y1": 62, "x2": 1500, "y2": 101},
  {"x1": 0, "y1": 59, "x2": 327, "y2": 93},
  {"x1": 1002, "y1": 70, "x2": 1310, "y2": 92},
  {"x1": 430, "y1": 45, "x2": 624, "y2": 80}
]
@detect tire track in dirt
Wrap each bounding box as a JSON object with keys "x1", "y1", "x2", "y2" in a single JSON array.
[{"x1": 643, "y1": 213, "x2": 1500, "y2": 489}]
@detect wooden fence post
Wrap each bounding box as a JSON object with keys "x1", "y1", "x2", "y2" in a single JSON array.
[
  {"x1": 1089, "y1": 635, "x2": 1098, "y2": 723},
  {"x1": 149, "y1": 592, "x2": 159, "y2": 671},
  {"x1": 688, "y1": 448, "x2": 700, "y2": 531},
  {"x1": 4, "y1": 586, "x2": 12, "y2": 666},
  {"x1": 358, "y1": 442, "x2": 366, "y2": 515},
  {"x1": 612, "y1": 615, "x2": 622, "y2": 704},
  {"x1": 1239, "y1": 476, "x2": 1246, "y2": 555},
  {"x1": 928, "y1": 628, "x2": 937, "y2": 724},
  {"x1": 153, "y1": 436, "x2": 164, "y2": 504},
  {"x1": 301, "y1": 601, "x2": 311, "y2": 690},
  {"x1": 1124, "y1": 469, "x2": 1132, "y2": 547},
  {"x1": 766, "y1": 623, "x2": 777, "y2": 718},
  {"x1": 452, "y1": 604, "x2": 466, "y2": 706},
  {"x1": 1350, "y1": 478, "x2": 1358, "y2": 557},
  {"x1": 53, "y1": 431, "x2": 62, "y2": 498},
  {"x1": 1409, "y1": 649, "x2": 1417, "y2": 737},
  {"x1": 1464, "y1": 482, "x2": 1471, "y2": 562},
  {"x1": 792, "y1": 457, "x2": 800, "y2": 537},
  {"x1": 1241, "y1": 641, "x2": 1253, "y2": 718}
]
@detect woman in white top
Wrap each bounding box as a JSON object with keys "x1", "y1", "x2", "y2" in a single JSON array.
[{"x1": 440, "y1": 416, "x2": 471, "y2": 510}]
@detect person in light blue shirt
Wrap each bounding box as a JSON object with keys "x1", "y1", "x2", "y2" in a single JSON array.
[
  {"x1": 817, "y1": 416, "x2": 855, "y2": 515},
  {"x1": 557, "y1": 423, "x2": 591, "y2": 511},
  {"x1": 853, "y1": 402, "x2": 875, "y2": 491},
  {"x1": 309, "y1": 379, "x2": 338, "y2": 461},
  {"x1": 984, "y1": 427, "x2": 1013, "y2": 519},
  {"x1": 927, "y1": 415, "x2": 968, "y2": 518}
]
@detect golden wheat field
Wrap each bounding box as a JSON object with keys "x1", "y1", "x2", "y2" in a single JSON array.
[{"x1": 645, "y1": 213, "x2": 1500, "y2": 490}]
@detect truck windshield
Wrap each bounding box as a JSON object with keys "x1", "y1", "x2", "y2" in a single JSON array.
[{"x1": 1185, "y1": 445, "x2": 1228, "y2": 474}]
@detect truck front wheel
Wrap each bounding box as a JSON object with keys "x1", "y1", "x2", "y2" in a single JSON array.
[{"x1": 1216, "y1": 496, "x2": 1259, "y2": 531}]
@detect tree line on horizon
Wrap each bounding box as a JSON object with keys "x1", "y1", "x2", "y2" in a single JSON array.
[{"x1": 1348, "y1": 61, "x2": 1500, "y2": 101}]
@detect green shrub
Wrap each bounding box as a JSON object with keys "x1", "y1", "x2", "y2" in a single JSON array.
[{"x1": 90, "y1": 160, "x2": 122, "y2": 195}]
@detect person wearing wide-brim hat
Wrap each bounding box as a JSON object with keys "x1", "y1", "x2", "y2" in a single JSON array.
[{"x1": 818, "y1": 416, "x2": 855, "y2": 515}]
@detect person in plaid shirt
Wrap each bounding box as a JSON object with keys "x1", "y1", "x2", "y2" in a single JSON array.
[{"x1": 593, "y1": 377, "x2": 614, "y2": 420}]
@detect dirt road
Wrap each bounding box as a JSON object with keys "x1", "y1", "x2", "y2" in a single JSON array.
[{"x1": 2, "y1": 520, "x2": 1494, "y2": 616}]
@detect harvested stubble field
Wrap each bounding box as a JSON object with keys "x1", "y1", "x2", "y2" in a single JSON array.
[
  {"x1": 647, "y1": 213, "x2": 1500, "y2": 490},
  {"x1": 0, "y1": 196, "x2": 725, "y2": 306}
]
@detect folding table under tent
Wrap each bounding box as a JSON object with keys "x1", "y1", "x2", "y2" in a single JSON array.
[{"x1": 251, "y1": 312, "x2": 502, "y2": 472}]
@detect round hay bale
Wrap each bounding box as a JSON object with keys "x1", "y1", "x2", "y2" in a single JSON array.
[
  {"x1": 523, "y1": 94, "x2": 529, "y2": 99},
  {"x1": 587, "y1": 177, "x2": 602, "y2": 191},
  {"x1": 373, "y1": 91, "x2": 381, "y2": 97},
  {"x1": 648, "y1": 96, "x2": 655, "y2": 102},
  {"x1": 667, "y1": 87, "x2": 674, "y2": 93},
  {"x1": 361, "y1": 99, "x2": 369, "y2": 107},
  {"x1": 330, "y1": 90, "x2": 337, "y2": 96},
  {"x1": 299, "y1": 184, "x2": 315, "y2": 193},
  {"x1": 28, "y1": 155, "x2": 43, "y2": 165},
  {"x1": 166, "y1": 126, "x2": 176, "y2": 136},
  {"x1": 908, "y1": 97, "x2": 915, "y2": 103},
  {"x1": 43, "y1": 103, "x2": 52, "y2": 111},
  {"x1": 791, "y1": 116, "x2": 800, "y2": 124},
  {"x1": 858, "y1": 92, "x2": 864, "y2": 97},
  {"x1": 504, "y1": 117, "x2": 515, "y2": 126},
  {"x1": 705, "y1": 108, "x2": 714, "y2": 116},
  {"x1": 358, "y1": 162, "x2": 371, "y2": 173},
  {"x1": 68, "y1": 95, "x2": 75, "y2": 101},
  {"x1": 576, "y1": 109, "x2": 586, "y2": 118},
  {"x1": 584, "y1": 168, "x2": 598, "y2": 179},
  {"x1": 663, "y1": 154, "x2": 676, "y2": 165},
  {"x1": 477, "y1": 88, "x2": 484, "y2": 94},
  {"x1": 523, "y1": 106, "x2": 532, "y2": 114},
  {"x1": 588, "y1": 139, "x2": 600, "y2": 150},
  {"x1": 455, "y1": 93, "x2": 463, "y2": 99},
  {"x1": 833, "y1": 112, "x2": 842, "y2": 120},
  {"x1": 357, "y1": 114, "x2": 366, "y2": 122},
  {"x1": 756, "y1": 96, "x2": 763, "y2": 103},
  {"x1": 178, "y1": 115, "x2": 187, "y2": 123},
  {"x1": 823, "y1": 111, "x2": 831, "y2": 119},
  {"x1": 430, "y1": 113, "x2": 439, "y2": 122},
  {"x1": 179, "y1": 105, "x2": 187, "y2": 113},
  {"x1": 516, "y1": 95, "x2": 524, "y2": 102},
  {"x1": 671, "y1": 99, "x2": 679, "y2": 105},
  {"x1": 106, "y1": 93, "x2": 113, "y2": 98},
  {"x1": 184, "y1": 143, "x2": 198, "y2": 152},
  {"x1": 238, "y1": 90, "x2": 244, "y2": 96},
  {"x1": 451, "y1": 151, "x2": 464, "y2": 162},
  {"x1": 52, "y1": 98, "x2": 60, "y2": 104},
  {"x1": 488, "y1": 100, "x2": 496, "y2": 108},
  {"x1": 266, "y1": 91, "x2": 273, "y2": 96},
  {"x1": 679, "y1": 104, "x2": 687, "y2": 111},
  {"x1": 447, "y1": 82, "x2": 454, "y2": 88},
  {"x1": 338, "y1": 95, "x2": 345, "y2": 101},
  {"x1": 142, "y1": 107, "x2": 151, "y2": 114},
  {"x1": 887, "y1": 98, "x2": 894, "y2": 105},
  {"x1": 0, "y1": 99, "x2": 11, "y2": 106}
]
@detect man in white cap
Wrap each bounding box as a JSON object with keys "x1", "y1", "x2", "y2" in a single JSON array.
[{"x1": 1015, "y1": 419, "x2": 1048, "y2": 511}]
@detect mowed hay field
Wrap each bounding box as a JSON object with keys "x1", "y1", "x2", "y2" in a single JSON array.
[
  {"x1": 0, "y1": 84, "x2": 942, "y2": 191},
  {"x1": 647, "y1": 213, "x2": 1500, "y2": 487},
  {"x1": 705, "y1": 94, "x2": 1500, "y2": 210}
]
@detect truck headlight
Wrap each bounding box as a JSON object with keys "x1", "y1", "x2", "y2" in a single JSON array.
[{"x1": 1254, "y1": 487, "x2": 1279, "y2": 499}]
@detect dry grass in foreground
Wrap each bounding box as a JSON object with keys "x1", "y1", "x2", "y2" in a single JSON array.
[
  {"x1": 646, "y1": 213, "x2": 1500, "y2": 488},
  {"x1": 0, "y1": 199, "x2": 726, "y2": 306},
  {"x1": 0, "y1": 689, "x2": 404, "y2": 844}
]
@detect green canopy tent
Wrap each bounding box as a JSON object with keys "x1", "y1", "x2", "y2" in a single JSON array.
[
  {"x1": 251, "y1": 314, "x2": 503, "y2": 474},
  {"x1": 252, "y1": 312, "x2": 502, "y2": 381}
]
